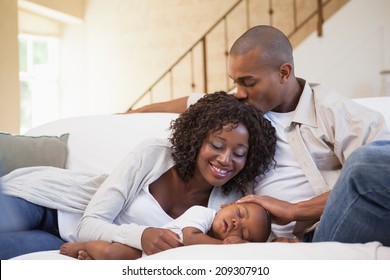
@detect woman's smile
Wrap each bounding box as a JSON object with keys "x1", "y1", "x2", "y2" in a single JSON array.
[{"x1": 209, "y1": 163, "x2": 232, "y2": 179}]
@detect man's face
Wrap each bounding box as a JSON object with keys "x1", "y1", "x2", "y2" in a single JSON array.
[{"x1": 228, "y1": 48, "x2": 284, "y2": 113}]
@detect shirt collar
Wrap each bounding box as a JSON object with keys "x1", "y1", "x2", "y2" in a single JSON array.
[{"x1": 290, "y1": 78, "x2": 317, "y2": 127}]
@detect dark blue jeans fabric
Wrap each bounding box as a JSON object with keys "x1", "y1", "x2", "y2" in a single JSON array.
[
  {"x1": 313, "y1": 141, "x2": 390, "y2": 246},
  {"x1": 0, "y1": 194, "x2": 64, "y2": 259}
]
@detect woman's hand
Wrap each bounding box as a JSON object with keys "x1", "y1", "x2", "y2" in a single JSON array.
[
  {"x1": 141, "y1": 227, "x2": 183, "y2": 255},
  {"x1": 237, "y1": 195, "x2": 296, "y2": 225}
]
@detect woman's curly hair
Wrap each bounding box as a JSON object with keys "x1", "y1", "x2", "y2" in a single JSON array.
[{"x1": 169, "y1": 91, "x2": 276, "y2": 195}]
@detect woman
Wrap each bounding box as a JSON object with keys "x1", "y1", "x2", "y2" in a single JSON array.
[{"x1": 0, "y1": 91, "x2": 276, "y2": 259}]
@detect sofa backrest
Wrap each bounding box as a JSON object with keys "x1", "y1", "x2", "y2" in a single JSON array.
[
  {"x1": 26, "y1": 113, "x2": 179, "y2": 174},
  {"x1": 26, "y1": 96, "x2": 390, "y2": 174},
  {"x1": 354, "y1": 96, "x2": 390, "y2": 125}
]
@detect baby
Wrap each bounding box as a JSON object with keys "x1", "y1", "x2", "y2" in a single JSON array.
[{"x1": 60, "y1": 202, "x2": 271, "y2": 260}]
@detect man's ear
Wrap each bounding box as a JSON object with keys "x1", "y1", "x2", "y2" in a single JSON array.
[{"x1": 279, "y1": 63, "x2": 292, "y2": 81}]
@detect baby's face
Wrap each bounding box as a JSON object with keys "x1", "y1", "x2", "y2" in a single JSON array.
[{"x1": 211, "y1": 202, "x2": 269, "y2": 242}]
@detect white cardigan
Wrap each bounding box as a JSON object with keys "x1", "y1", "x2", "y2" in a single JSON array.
[
  {"x1": 2, "y1": 138, "x2": 241, "y2": 250},
  {"x1": 77, "y1": 138, "x2": 241, "y2": 249}
]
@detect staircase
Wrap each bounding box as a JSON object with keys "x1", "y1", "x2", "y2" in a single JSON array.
[{"x1": 129, "y1": 0, "x2": 349, "y2": 110}]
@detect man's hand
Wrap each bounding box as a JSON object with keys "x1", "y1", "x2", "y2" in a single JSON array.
[
  {"x1": 141, "y1": 227, "x2": 183, "y2": 255},
  {"x1": 237, "y1": 195, "x2": 295, "y2": 225},
  {"x1": 237, "y1": 192, "x2": 329, "y2": 224}
]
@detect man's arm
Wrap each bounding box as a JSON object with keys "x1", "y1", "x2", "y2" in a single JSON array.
[
  {"x1": 124, "y1": 96, "x2": 189, "y2": 114},
  {"x1": 291, "y1": 192, "x2": 329, "y2": 221},
  {"x1": 237, "y1": 192, "x2": 329, "y2": 225}
]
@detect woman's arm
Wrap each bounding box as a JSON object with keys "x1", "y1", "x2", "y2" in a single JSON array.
[{"x1": 77, "y1": 139, "x2": 177, "y2": 252}]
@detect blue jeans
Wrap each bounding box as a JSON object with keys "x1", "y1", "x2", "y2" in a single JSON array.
[
  {"x1": 0, "y1": 195, "x2": 65, "y2": 259},
  {"x1": 313, "y1": 141, "x2": 390, "y2": 246}
]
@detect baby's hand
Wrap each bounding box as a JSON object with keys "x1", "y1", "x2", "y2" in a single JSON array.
[{"x1": 223, "y1": 236, "x2": 248, "y2": 244}]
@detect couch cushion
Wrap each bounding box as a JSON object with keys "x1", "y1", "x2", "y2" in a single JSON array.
[{"x1": 0, "y1": 132, "x2": 69, "y2": 176}]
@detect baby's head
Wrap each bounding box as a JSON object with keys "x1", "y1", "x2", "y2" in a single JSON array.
[{"x1": 211, "y1": 202, "x2": 271, "y2": 242}]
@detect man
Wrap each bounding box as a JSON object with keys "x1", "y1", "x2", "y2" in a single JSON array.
[{"x1": 126, "y1": 25, "x2": 390, "y2": 245}]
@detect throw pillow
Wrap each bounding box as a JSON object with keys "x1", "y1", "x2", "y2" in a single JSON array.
[{"x1": 0, "y1": 132, "x2": 69, "y2": 176}]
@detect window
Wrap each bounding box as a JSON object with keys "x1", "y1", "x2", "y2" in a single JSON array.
[{"x1": 18, "y1": 34, "x2": 60, "y2": 133}]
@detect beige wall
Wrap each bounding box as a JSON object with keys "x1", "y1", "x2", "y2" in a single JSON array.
[
  {"x1": 0, "y1": 0, "x2": 85, "y2": 133},
  {"x1": 2, "y1": 0, "x2": 389, "y2": 132},
  {"x1": 61, "y1": 0, "x2": 350, "y2": 114},
  {"x1": 0, "y1": 0, "x2": 20, "y2": 133},
  {"x1": 28, "y1": 0, "x2": 85, "y2": 18},
  {"x1": 18, "y1": 0, "x2": 85, "y2": 23},
  {"x1": 62, "y1": 0, "x2": 239, "y2": 115},
  {"x1": 18, "y1": 9, "x2": 62, "y2": 36},
  {"x1": 295, "y1": 0, "x2": 390, "y2": 98}
]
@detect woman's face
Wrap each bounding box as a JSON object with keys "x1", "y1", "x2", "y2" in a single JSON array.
[{"x1": 196, "y1": 122, "x2": 249, "y2": 187}]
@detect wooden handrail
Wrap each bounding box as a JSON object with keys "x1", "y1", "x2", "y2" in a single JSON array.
[
  {"x1": 127, "y1": 0, "x2": 243, "y2": 110},
  {"x1": 317, "y1": 0, "x2": 324, "y2": 37},
  {"x1": 128, "y1": 0, "x2": 339, "y2": 110}
]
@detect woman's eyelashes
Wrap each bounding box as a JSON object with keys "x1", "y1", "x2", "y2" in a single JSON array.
[
  {"x1": 211, "y1": 142, "x2": 223, "y2": 150},
  {"x1": 210, "y1": 142, "x2": 247, "y2": 158},
  {"x1": 234, "y1": 150, "x2": 247, "y2": 158}
]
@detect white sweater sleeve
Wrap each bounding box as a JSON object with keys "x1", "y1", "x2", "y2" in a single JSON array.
[{"x1": 76, "y1": 138, "x2": 174, "y2": 250}]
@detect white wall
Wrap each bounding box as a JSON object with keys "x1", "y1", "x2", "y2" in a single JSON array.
[
  {"x1": 294, "y1": 0, "x2": 390, "y2": 98},
  {"x1": 0, "y1": 0, "x2": 20, "y2": 133},
  {"x1": 60, "y1": 0, "x2": 237, "y2": 117},
  {"x1": 59, "y1": 0, "x2": 390, "y2": 119}
]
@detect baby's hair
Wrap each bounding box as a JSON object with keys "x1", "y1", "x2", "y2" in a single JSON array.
[
  {"x1": 243, "y1": 202, "x2": 271, "y2": 242},
  {"x1": 169, "y1": 91, "x2": 276, "y2": 194},
  {"x1": 259, "y1": 205, "x2": 272, "y2": 242}
]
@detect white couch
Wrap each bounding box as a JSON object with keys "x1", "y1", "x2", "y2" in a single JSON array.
[{"x1": 12, "y1": 96, "x2": 390, "y2": 260}]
